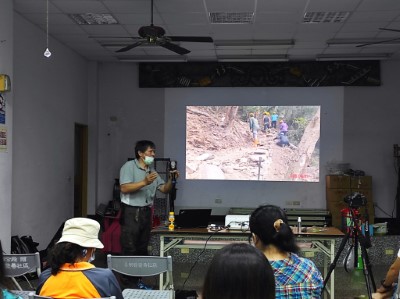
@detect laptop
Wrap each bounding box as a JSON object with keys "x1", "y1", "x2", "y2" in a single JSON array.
[{"x1": 176, "y1": 209, "x2": 212, "y2": 228}]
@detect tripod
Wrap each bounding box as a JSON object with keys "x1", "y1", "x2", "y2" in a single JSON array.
[{"x1": 323, "y1": 207, "x2": 376, "y2": 299}]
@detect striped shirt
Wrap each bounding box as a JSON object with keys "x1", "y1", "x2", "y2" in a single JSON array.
[{"x1": 271, "y1": 253, "x2": 323, "y2": 299}]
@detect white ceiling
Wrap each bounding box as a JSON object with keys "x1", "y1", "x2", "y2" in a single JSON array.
[{"x1": 13, "y1": 0, "x2": 400, "y2": 62}]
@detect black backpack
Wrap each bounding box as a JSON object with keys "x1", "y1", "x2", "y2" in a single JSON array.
[{"x1": 11, "y1": 235, "x2": 31, "y2": 254}]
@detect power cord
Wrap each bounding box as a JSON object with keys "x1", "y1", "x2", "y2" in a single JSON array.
[{"x1": 181, "y1": 227, "x2": 225, "y2": 289}]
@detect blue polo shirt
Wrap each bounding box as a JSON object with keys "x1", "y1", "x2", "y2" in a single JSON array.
[{"x1": 119, "y1": 159, "x2": 165, "y2": 207}]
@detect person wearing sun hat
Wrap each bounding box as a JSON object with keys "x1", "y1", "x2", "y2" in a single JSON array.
[{"x1": 36, "y1": 217, "x2": 123, "y2": 299}]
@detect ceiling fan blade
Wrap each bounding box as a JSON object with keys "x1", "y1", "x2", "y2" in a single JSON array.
[
  {"x1": 116, "y1": 40, "x2": 146, "y2": 53},
  {"x1": 379, "y1": 27, "x2": 400, "y2": 33},
  {"x1": 168, "y1": 36, "x2": 214, "y2": 43},
  {"x1": 356, "y1": 37, "x2": 400, "y2": 47},
  {"x1": 158, "y1": 41, "x2": 190, "y2": 55}
]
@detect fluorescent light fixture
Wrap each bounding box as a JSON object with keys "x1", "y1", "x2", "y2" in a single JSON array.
[
  {"x1": 316, "y1": 53, "x2": 392, "y2": 61},
  {"x1": 68, "y1": 13, "x2": 118, "y2": 25},
  {"x1": 215, "y1": 40, "x2": 294, "y2": 49},
  {"x1": 217, "y1": 55, "x2": 289, "y2": 62},
  {"x1": 327, "y1": 38, "x2": 400, "y2": 47},
  {"x1": 117, "y1": 56, "x2": 187, "y2": 62},
  {"x1": 209, "y1": 12, "x2": 254, "y2": 24},
  {"x1": 303, "y1": 11, "x2": 350, "y2": 23}
]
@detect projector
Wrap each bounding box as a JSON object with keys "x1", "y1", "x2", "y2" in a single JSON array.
[{"x1": 225, "y1": 214, "x2": 250, "y2": 230}]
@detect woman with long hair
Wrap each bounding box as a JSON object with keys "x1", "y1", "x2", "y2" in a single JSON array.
[
  {"x1": 202, "y1": 243, "x2": 275, "y2": 299},
  {"x1": 250, "y1": 205, "x2": 323, "y2": 298}
]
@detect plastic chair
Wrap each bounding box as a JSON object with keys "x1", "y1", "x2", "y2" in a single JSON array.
[
  {"x1": 107, "y1": 254, "x2": 174, "y2": 299},
  {"x1": 3, "y1": 252, "x2": 41, "y2": 290}
]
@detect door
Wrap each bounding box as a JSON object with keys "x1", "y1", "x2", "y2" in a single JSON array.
[{"x1": 74, "y1": 123, "x2": 88, "y2": 217}]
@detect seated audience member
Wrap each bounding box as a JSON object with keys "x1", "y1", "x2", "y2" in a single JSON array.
[
  {"x1": 202, "y1": 243, "x2": 275, "y2": 299},
  {"x1": 37, "y1": 218, "x2": 123, "y2": 299},
  {"x1": 0, "y1": 241, "x2": 22, "y2": 299},
  {"x1": 250, "y1": 205, "x2": 323, "y2": 299},
  {"x1": 372, "y1": 250, "x2": 400, "y2": 299}
]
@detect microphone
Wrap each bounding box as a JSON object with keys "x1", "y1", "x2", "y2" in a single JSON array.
[{"x1": 169, "y1": 160, "x2": 177, "y2": 183}]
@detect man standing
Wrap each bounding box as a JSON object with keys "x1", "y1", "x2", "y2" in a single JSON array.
[
  {"x1": 249, "y1": 113, "x2": 260, "y2": 146},
  {"x1": 119, "y1": 140, "x2": 178, "y2": 288}
]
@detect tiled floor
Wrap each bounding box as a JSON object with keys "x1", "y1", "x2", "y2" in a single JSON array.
[{"x1": 17, "y1": 251, "x2": 389, "y2": 299}]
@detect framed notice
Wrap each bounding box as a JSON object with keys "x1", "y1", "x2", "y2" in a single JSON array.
[{"x1": 0, "y1": 125, "x2": 7, "y2": 152}]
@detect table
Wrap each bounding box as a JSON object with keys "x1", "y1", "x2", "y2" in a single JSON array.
[{"x1": 152, "y1": 226, "x2": 344, "y2": 299}]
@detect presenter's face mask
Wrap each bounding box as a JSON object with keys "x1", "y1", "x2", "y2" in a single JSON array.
[{"x1": 144, "y1": 156, "x2": 154, "y2": 165}]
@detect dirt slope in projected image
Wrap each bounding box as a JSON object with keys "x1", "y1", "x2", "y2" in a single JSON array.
[{"x1": 186, "y1": 106, "x2": 320, "y2": 182}]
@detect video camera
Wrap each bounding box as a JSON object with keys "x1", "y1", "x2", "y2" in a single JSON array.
[{"x1": 344, "y1": 192, "x2": 367, "y2": 208}]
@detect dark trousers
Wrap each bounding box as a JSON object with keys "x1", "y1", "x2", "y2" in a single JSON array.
[{"x1": 120, "y1": 203, "x2": 152, "y2": 256}]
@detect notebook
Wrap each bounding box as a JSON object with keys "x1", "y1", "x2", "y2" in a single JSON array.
[{"x1": 176, "y1": 209, "x2": 212, "y2": 228}]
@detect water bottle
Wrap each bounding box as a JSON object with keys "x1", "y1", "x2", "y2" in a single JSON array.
[
  {"x1": 297, "y1": 217, "x2": 302, "y2": 233},
  {"x1": 168, "y1": 211, "x2": 175, "y2": 231}
]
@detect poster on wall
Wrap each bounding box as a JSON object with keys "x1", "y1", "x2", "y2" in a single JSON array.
[
  {"x1": 0, "y1": 125, "x2": 7, "y2": 152},
  {"x1": 0, "y1": 94, "x2": 5, "y2": 124}
]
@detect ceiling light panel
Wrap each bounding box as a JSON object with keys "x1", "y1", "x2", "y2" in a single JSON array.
[
  {"x1": 209, "y1": 12, "x2": 254, "y2": 24},
  {"x1": 68, "y1": 13, "x2": 118, "y2": 25},
  {"x1": 303, "y1": 11, "x2": 350, "y2": 23}
]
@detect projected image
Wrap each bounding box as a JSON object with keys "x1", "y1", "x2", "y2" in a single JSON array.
[{"x1": 186, "y1": 105, "x2": 320, "y2": 182}]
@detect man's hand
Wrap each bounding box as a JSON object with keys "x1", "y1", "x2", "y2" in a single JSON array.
[
  {"x1": 145, "y1": 172, "x2": 158, "y2": 185},
  {"x1": 169, "y1": 170, "x2": 179, "y2": 181}
]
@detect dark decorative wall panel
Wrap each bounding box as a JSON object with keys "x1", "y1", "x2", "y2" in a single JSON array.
[{"x1": 139, "y1": 60, "x2": 380, "y2": 88}]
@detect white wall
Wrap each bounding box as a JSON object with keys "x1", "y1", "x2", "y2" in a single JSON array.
[
  {"x1": 3, "y1": 13, "x2": 400, "y2": 250},
  {"x1": 12, "y1": 13, "x2": 88, "y2": 249},
  {"x1": 164, "y1": 87, "x2": 344, "y2": 214},
  {"x1": 0, "y1": 0, "x2": 13, "y2": 251},
  {"x1": 95, "y1": 62, "x2": 400, "y2": 219},
  {"x1": 96, "y1": 63, "x2": 165, "y2": 206},
  {"x1": 343, "y1": 61, "x2": 400, "y2": 218}
]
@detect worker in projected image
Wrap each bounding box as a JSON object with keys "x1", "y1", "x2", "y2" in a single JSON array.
[
  {"x1": 275, "y1": 132, "x2": 290, "y2": 147},
  {"x1": 262, "y1": 111, "x2": 271, "y2": 132},
  {"x1": 249, "y1": 113, "x2": 260, "y2": 146},
  {"x1": 119, "y1": 140, "x2": 179, "y2": 289},
  {"x1": 271, "y1": 112, "x2": 279, "y2": 129},
  {"x1": 279, "y1": 119, "x2": 288, "y2": 135}
]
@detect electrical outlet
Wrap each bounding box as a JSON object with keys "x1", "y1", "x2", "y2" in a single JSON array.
[
  {"x1": 286, "y1": 201, "x2": 293, "y2": 206},
  {"x1": 385, "y1": 249, "x2": 394, "y2": 255},
  {"x1": 293, "y1": 201, "x2": 300, "y2": 206},
  {"x1": 181, "y1": 272, "x2": 189, "y2": 278},
  {"x1": 304, "y1": 251, "x2": 315, "y2": 257},
  {"x1": 181, "y1": 248, "x2": 190, "y2": 254},
  {"x1": 215, "y1": 198, "x2": 222, "y2": 204}
]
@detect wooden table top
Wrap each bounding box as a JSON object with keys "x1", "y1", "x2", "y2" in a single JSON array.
[{"x1": 152, "y1": 226, "x2": 344, "y2": 237}]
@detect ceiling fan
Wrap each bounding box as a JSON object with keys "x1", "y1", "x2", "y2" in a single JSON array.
[
  {"x1": 115, "y1": 0, "x2": 214, "y2": 55},
  {"x1": 356, "y1": 28, "x2": 400, "y2": 47}
]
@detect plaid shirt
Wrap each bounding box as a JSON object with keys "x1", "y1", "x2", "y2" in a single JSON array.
[{"x1": 271, "y1": 253, "x2": 323, "y2": 299}]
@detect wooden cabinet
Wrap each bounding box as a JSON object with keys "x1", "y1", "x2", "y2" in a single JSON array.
[{"x1": 326, "y1": 175, "x2": 374, "y2": 229}]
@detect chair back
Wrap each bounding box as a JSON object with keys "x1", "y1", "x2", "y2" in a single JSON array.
[
  {"x1": 3, "y1": 252, "x2": 41, "y2": 290},
  {"x1": 107, "y1": 254, "x2": 174, "y2": 290}
]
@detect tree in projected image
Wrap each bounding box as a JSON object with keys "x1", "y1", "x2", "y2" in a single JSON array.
[{"x1": 186, "y1": 105, "x2": 320, "y2": 182}]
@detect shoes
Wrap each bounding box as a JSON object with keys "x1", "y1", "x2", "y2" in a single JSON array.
[{"x1": 137, "y1": 280, "x2": 152, "y2": 290}]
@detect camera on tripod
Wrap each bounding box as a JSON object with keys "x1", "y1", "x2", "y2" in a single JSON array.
[{"x1": 344, "y1": 192, "x2": 367, "y2": 208}]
